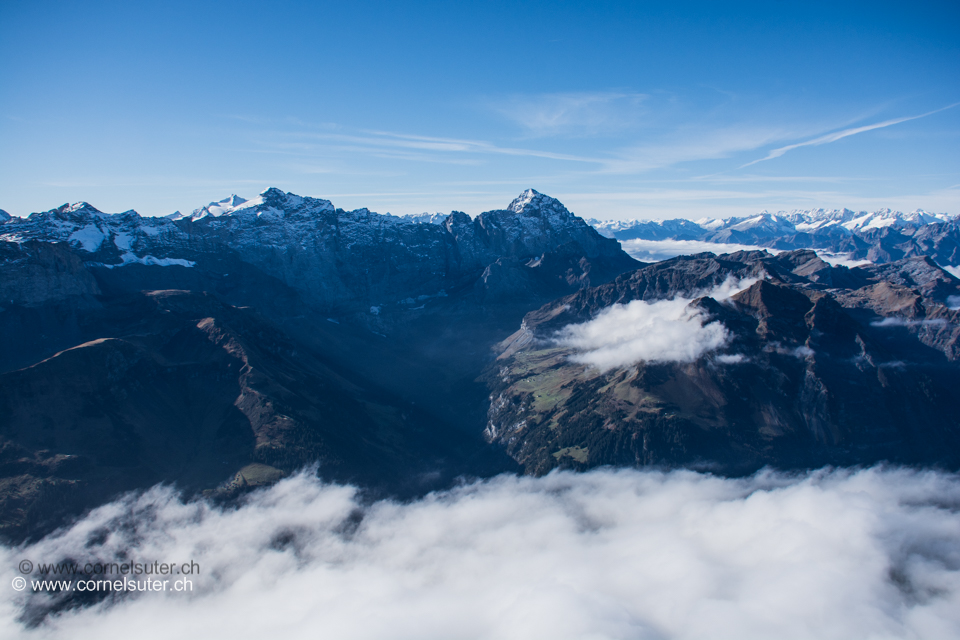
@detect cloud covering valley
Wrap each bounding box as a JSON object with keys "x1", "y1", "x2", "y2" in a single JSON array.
[{"x1": 4, "y1": 466, "x2": 960, "y2": 640}]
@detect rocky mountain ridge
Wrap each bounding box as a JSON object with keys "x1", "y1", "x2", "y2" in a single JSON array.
[
  {"x1": 2, "y1": 188, "x2": 636, "y2": 314},
  {"x1": 0, "y1": 189, "x2": 638, "y2": 541}
]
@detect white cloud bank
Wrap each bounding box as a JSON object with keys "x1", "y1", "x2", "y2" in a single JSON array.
[
  {"x1": 620, "y1": 238, "x2": 774, "y2": 263},
  {"x1": 556, "y1": 279, "x2": 755, "y2": 371},
  {"x1": 621, "y1": 239, "x2": 872, "y2": 270},
  {"x1": 3, "y1": 467, "x2": 960, "y2": 640}
]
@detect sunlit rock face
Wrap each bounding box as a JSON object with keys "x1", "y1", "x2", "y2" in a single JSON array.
[{"x1": 486, "y1": 249, "x2": 960, "y2": 475}]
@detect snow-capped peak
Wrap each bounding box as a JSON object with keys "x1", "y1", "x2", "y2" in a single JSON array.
[
  {"x1": 66, "y1": 202, "x2": 96, "y2": 214},
  {"x1": 186, "y1": 195, "x2": 249, "y2": 221},
  {"x1": 507, "y1": 189, "x2": 543, "y2": 213},
  {"x1": 51, "y1": 202, "x2": 109, "y2": 220},
  {"x1": 505, "y1": 189, "x2": 574, "y2": 221},
  {"x1": 839, "y1": 208, "x2": 955, "y2": 232},
  {"x1": 728, "y1": 213, "x2": 794, "y2": 233},
  {"x1": 694, "y1": 217, "x2": 726, "y2": 230},
  {"x1": 587, "y1": 205, "x2": 959, "y2": 249}
]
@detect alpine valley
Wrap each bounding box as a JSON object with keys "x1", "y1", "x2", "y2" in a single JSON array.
[{"x1": 2, "y1": 189, "x2": 959, "y2": 542}]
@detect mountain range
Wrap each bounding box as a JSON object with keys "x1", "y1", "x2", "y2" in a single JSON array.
[
  {"x1": 2, "y1": 189, "x2": 959, "y2": 542},
  {"x1": 0, "y1": 189, "x2": 638, "y2": 540},
  {"x1": 590, "y1": 209, "x2": 960, "y2": 266}
]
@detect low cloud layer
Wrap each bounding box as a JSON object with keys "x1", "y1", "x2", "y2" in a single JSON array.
[
  {"x1": 620, "y1": 239, "x2": 772, "y2": 263},
  {"x1": 556, "y1": 279, "x2": 754, "y2": 371},
  {"x1": 620, "y1": 239, "x2": 873, "y2": 270},
  {"x1": 871, "y1": 318, "x2": 949, "y2": 328},
  {"x1": 3, "y1": 467, "x2": 959, "y2": 639}
]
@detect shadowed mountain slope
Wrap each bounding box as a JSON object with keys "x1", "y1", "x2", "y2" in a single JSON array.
[{"x1": 0, "y1": 189, "x2": 636, "y2": 541}]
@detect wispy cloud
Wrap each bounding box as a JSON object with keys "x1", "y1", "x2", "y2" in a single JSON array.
[
  {"x1": 492, "y1": 91, "x2": 649, "y2": 136},
  {"x1": 361, "y1": 130, "x2": 601, "y2": 162},
  {"x1": 599, "y1": 125, "x2": 798, "y2": 174},
  {"x1": 741, "y1": 102, "x2": 960, "y2": 168},
  {"x1": 263, "y1": 129, "x2": 603, "y2": 164},
  {"x1": 204, "y1": 99, "x2": 960, "y2": 220}
]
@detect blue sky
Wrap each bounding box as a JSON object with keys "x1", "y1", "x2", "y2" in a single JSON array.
[{"x1": 1, "y1": 0, "x2": 958, "y2": 220}]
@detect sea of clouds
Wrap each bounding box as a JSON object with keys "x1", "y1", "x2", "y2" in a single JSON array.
[
  {"x1": 619, "y1": 239, "x2": 873, "y2": 269},
  {"x1": 556, "y1": 278, "x2": 754, "y2": 371},
  {"x1": 620, "y1": 239, "x2": 771, "y2": 263},
  {"x1": 3, "y1": 466, "x2": 959, "y2": 639}
]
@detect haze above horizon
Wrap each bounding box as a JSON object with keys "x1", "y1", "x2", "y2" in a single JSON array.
[{"x1": 1, "y1": 0, "x2": 958, "y2": 220}]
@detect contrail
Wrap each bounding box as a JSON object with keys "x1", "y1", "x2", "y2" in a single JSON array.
[{"x1": 740, "y1": 102, "x2": 960, "y2": 168}]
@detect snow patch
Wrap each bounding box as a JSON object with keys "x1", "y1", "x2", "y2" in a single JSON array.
[
  {"x1": 113, "y1": 232, "x2": 134, "y2": 251},
  {"x1": 100, "y1": 253, "x2": 195, "y2": 269},
  {"x1": 68, "y1": 224, "x2": 106, "y2": 252}
]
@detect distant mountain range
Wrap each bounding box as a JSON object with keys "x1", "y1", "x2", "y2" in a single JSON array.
[
  {"x1": 2, "y1": 189, "x2": 959, "y2": 542},
  {"x1": 589, "y1": 209, "x2": 960, "y2": 266}
]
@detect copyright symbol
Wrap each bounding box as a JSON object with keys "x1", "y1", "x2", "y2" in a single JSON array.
[
  {"x1": 12, "y1": 577, "x2": 26, "y2": 591},
  {"x1": 18, "y1": 560, "x2": 32, "y2": 574}
]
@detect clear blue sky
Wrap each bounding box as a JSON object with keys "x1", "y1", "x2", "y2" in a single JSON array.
[{"x1": 1, "y1": 0, "x2": 958, "y2": 220}]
